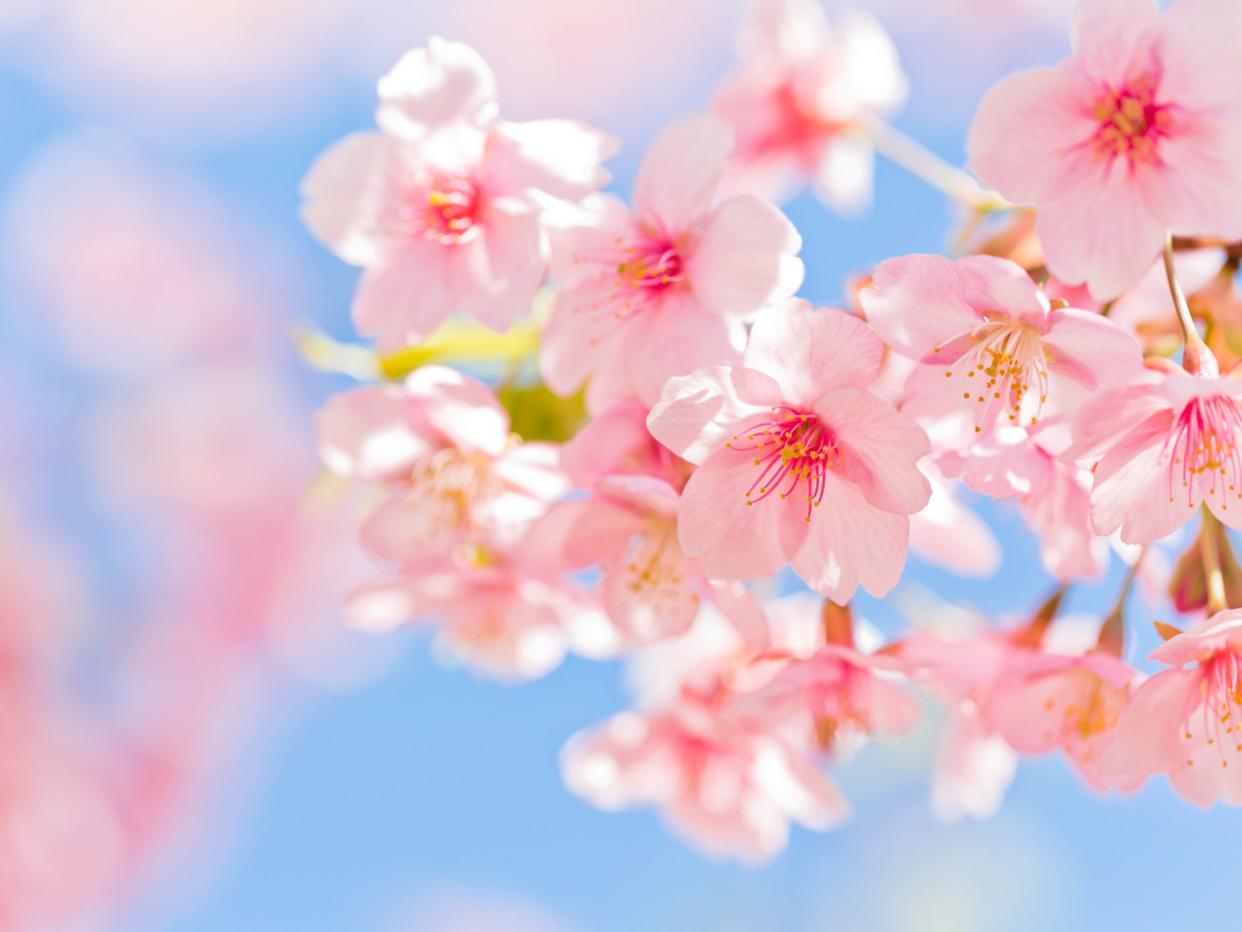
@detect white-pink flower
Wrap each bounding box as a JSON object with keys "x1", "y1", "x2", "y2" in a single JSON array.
[
  {"x1": 647, "y1": 301, "x2": 930, "y2": 601},
  {"x1": 968, "y1": 0, "x2": 1242, "y2": 298},
  {"x1": 315, "y1": 365, "x2": 567, "y2": 566},
  {"x1": 861, "y1": 254, "x2": 1142, "y2": 441},
  {"x1": 712, "y1": 0, "x2": 907, "y2": 212},
  {"x1": 301, "y1": 38, "x2": 615, "y2": 349},
  {"x1": 540, "y1": 115, "x2": 804, "y2": 410},
  {"x1": 1072, "y1": 360, "x2": 1242, "y2": 544},
  {"x1": 1102, "y1": 610, "x2": 1242, "y2": 805}
]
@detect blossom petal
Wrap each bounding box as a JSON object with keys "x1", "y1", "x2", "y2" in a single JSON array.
[
  {"x1": 634, "y1": 114, "x2": 732, "y2": 233},
  {"x1": 688, "y1": 195, "x2": 803, "y2": 316},
  {"x1": 744, "y1": 302, "x2": 884, "y2": 403},
  {"x1": 647, "y1": 366, "x2": 784, "y2": 465}
]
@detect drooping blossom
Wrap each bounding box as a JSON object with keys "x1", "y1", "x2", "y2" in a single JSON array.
[
  {"x1": 530, "y1": 474, "x2": 766, "y2": 646},
  {"x1": 1071, "y1": 359, "x2": 1242, "y2": 544},
  {"x1": 647, "y1": 301, "x2": 930, "y2": 601},
  {"x1": 967, "y1": 0, "x2": 1242, "y2": 299},
  {"x1": 345, "y1": 558, "x2": 595, "y2": 682},
  {"x1": 316, "y1": 365, "x2": 567, "y2": 567},
  {"x1": 561, "y1": 685, "x2": 847, "y2": 863},
  {"x1": 939, "y1": 423, "x2": 1107, "y2": 581},
  {"x1": 711, "y1": 0, "x2": 907, "y2": 212},
  {"x1": 1102, "y1": 610, "x2": 1242, "y2": 805},
  {"x1": 539, "y1": 115, "x2": 804, "y2": 410},
  {"x1": 861, "y1": 253, "x2": 1141, "y2": 441},
  {"x1": 301, "y1": 38, "x2": 615, "y2": 349}
]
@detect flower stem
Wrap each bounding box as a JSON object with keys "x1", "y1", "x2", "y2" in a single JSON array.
[
  {"x1": 1163, "y1": 233, "x2": 1218, "y2": 377},
  {"x1": 859, "y1": 115, "x2": 1011, "y2": 212},
  {"x1": 1201, "y1": 506, "x2": 1229, "y2": 615},
  {"x1": 821, "y1": 600, "x2": 854, "y2": 647}
]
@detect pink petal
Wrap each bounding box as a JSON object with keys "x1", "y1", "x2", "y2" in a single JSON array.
[
  {"x1": 352, "y1": 240, "x2": 455, "y2": 349},
  {"x1": 538, "y1": 279, "x2": 622, "y2": 397},
  {"x1": 814, "y1": 388, "x2": 931, "y2": 514},
  {"x1": 559, "y1": 401, "x2": 660, "y2": 485},
  {"x1": 647, "y1": 365, "x2": 784, "y2": 464},
  {"x1": 634, "y1": 114, "x2": 732, "y2": 233},
  {"x1": 299, "y1": 131, "x2": 398, "y2": 265},
  {"x1": 1041, "y1": 307, "x2": 1142, "y2": 390},
  {"x1": 966, "y1": 65, "x2": 1099, "y2": 205},
  {"x1": 315, "y1": 384, "x2": 434, "y2": 481},
  {"x1": 620, "y1": 294, "x2": 747, "y2": 408},
  {"x1": 453, "y1": 198, "x2": 546, "y2": 331},
  {"x1": 678, "y1": 448, "x2": 809, "y2": 580},
  {"x1": 861, "y1": 254, "x2": 985, "y2": 362},
  {"x1": 1070, "y1": 0, "x2": 1161, "y2": 86},
  {"x1": 401, "y1": 365, "x2": 510, "y2": 456},
  {"x1": 485, "y1": 119, "x2": 618, "y2": 201},
  {"x1": 375, "y1": 37, "x2": 499, "y2": 139},
  {"x1": 1142, "y1": 118, "x2": 1242, "y2": 242},
  {"x1": 1037, "y1": 159, "x2": 1168, "y2": 300},
  {"x1": 600, "y1": 530, "x2": 700, "y2": 642},
  {"x1": 1091, "y1": 410, "x2": 1189, "y2": 543},
  {"x1": 744, "y1": 302, "x2": 884, "y2": 404},
  {"x1": 790, "y1": 471, "x2": 910, "y2": 601},
  {"x1": 687, "y1": 194, "x2": 803, "y2": 315},
  {"x1": 1098, "y1": 668, "x2": 1196, "y2": 784}
]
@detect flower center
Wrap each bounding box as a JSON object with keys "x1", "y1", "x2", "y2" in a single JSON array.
[
  {"x1": 1091, "y1": 74, "x2": 1171, "y2": 165},
  {"x1": 935, "y1": 320, "x2": 1048, "y2": 431},
  {"x1": 726, "y1": 407, "x2": 840, "y2": 523},
  {"x1": 1182, "y1": 650, "x2": 1242, "y2": 769},
  {"x1": 569, "y1": 226, "x2": 685, "y2": 334},
  {"x1": 621, "y1": 519, "x2": 690, "y2": 606},
  {"x1": 407, "y1": 448, "x2": 499, "y2": 543},
  {"x1": 1166, "y1": 394, "x2": 1242, "y2": 511},
  {"x1": 418, "y1": 176, "x2": 479, "y2": 243}
]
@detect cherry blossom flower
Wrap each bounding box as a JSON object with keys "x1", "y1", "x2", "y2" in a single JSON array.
[
  {"x1": 530, "y1": 475, "x2": 766, "y2": 646},
  {"x1": 539, "y1": 114, "x2": 804, "y2": 410},
  {"x1": 1102, "y1": 610, "x2": 1242, "y2": 805},
  {"x1": 907, "y1": 459, "x2": 1000, "y2": 578},
  {"x1": 711, "y1": 0, "x2": 907, "y2": 212},
  {"x1": 316, "y1": 365, "x2": 567, "y2": 567},
  {"x1": 561, "y1": 683, "x2": 847, "y2": 863},
  {"x1": 861, "y1": 254, "x2": 1141, "y2": 441},
  {"x1": 983, "y1": 648, "x2": 1138, "y2": 790},
  {"x1": 301, "y1": 38, "x2": 615, "y2": 349},
  {"x1": 647, "y1": 301, "x2": 929, "y2": 600},
  {"x1": 1072, "y1": 360, "x2": 1242, "y2": 544},
  {"x1": 345, "y1": 561, "x2": 587, "y2": 681},
  {"x1": 967, "y1": 0, "x2": 1242, "y2": 299}
]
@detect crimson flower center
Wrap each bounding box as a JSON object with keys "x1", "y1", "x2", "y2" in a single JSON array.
[
  {"x1": 726, "y1": 406, "x2": 840, "y2": 523},
  {"x1": 1166, "y1": 394, "x2": 1242, "y2": 511},
  {"x1": 1091, "y1": 74, "x2": 1171, "y2": 165},
  {"x1": 418, "y1": 176, "x2": 479, "y2": 243}
]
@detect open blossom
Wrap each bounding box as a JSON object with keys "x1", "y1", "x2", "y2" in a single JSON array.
[
  {"x1": 561, "y1": 683, "x2": 847, "y2": 863},
  {"x1": 540, "y1": 115, "x2": 804, "y2": 410},
  {"x1": 861, "y1": 254, "x2": 1141, "y2": 441},
  {"x1": 647, "y1": 301, "x2": 930, "y2": 601},
  {"x1": 712, "y1": 0, "x2": 907, "y2": 212},
  {"x1": 315, "y1": 365, "x2": 567, "y2": 566},
  {"x1": 301, "y1": 38, "x2": 615, "y2": 349},
  {"x1": 968, "y1": 0, "x2": 1242, "y2": 299},
  {"x1": 346, "y1": 561, "x2": 586, "y2": 681},
  {"x1": 1102, "y1": 610, "x2": 1242, "y2": 805},
  {"x1": 1072, "y1": 360, "x2": 1242, "y2": 544},
  {"x1": 530, "y1": 475, "x2": 766, "y2": 646},
  {"x1": 983, "y1": 649, "x2": 1138, "y2": 790}
]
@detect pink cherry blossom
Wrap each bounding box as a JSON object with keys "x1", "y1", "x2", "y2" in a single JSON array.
[
  {"x1": 968, "y1": 0, "x2": 1242, "y2": 299},
  {"x1": 712, "y1": 0, "x2": 907, "y2": 212},
  {"x1": 345, "y1": 561, "x2": 587, "y2": 681},
  {"x1": 530, "y1": 475, "x2": 767, "y2": 646},
  {"x1": 982, "y1": 649, "x2": 1138, "y2": 791},
  {"x1": 907, "y1": 459, "x2": 1001, "y2": 578},
  {"x1": 539, "y1": 115, "x2": 804, "y2": 410},
  {"x1": 558, "y1": 399, "x2": 688, "y2": 489},
  {"x1": 861, "y1": 254, "x2": 1141, "y2": 440},
  {"x1": 647, "y1": 301, "x2": 930, "y2": 600},
  {"x1": 301, "y1": 38, "x2": 615, "y2": 349},
  {"x1": 1072, "y1": 361, "x2": 1242, "y2": 544},
  {"x1": 1102, "y1": 610, "x2": 1242, "y2": 805},
  {"x1": 930, "y1": 707, "x2": 1017, "y2": 823},
  {"x1": 561, "y1": 683, "x2": 848, "y2": 863},
  {"x1": 316, "y1": 365, "x2": 567, "y2": 567}
]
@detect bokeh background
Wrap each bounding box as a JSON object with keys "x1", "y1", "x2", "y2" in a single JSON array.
[{"x1": 2, "y1": 1, "x2": 1237, "y2": 930}]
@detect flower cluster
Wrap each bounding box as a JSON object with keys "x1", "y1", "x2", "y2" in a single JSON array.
[{"x1": 303, "y1": 0, "x2": 1242, "y2": 862}]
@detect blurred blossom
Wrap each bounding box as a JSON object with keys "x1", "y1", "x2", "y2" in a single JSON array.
[
  {"x1": 393, "y1": 887, "x2": 574, "y2": 932},
  {"x1": 3, "y1": 134, "x2": 294, "y2": 374},
  {"x1": 14, "y1": 0, "x2": 355, "y2": 137}
]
